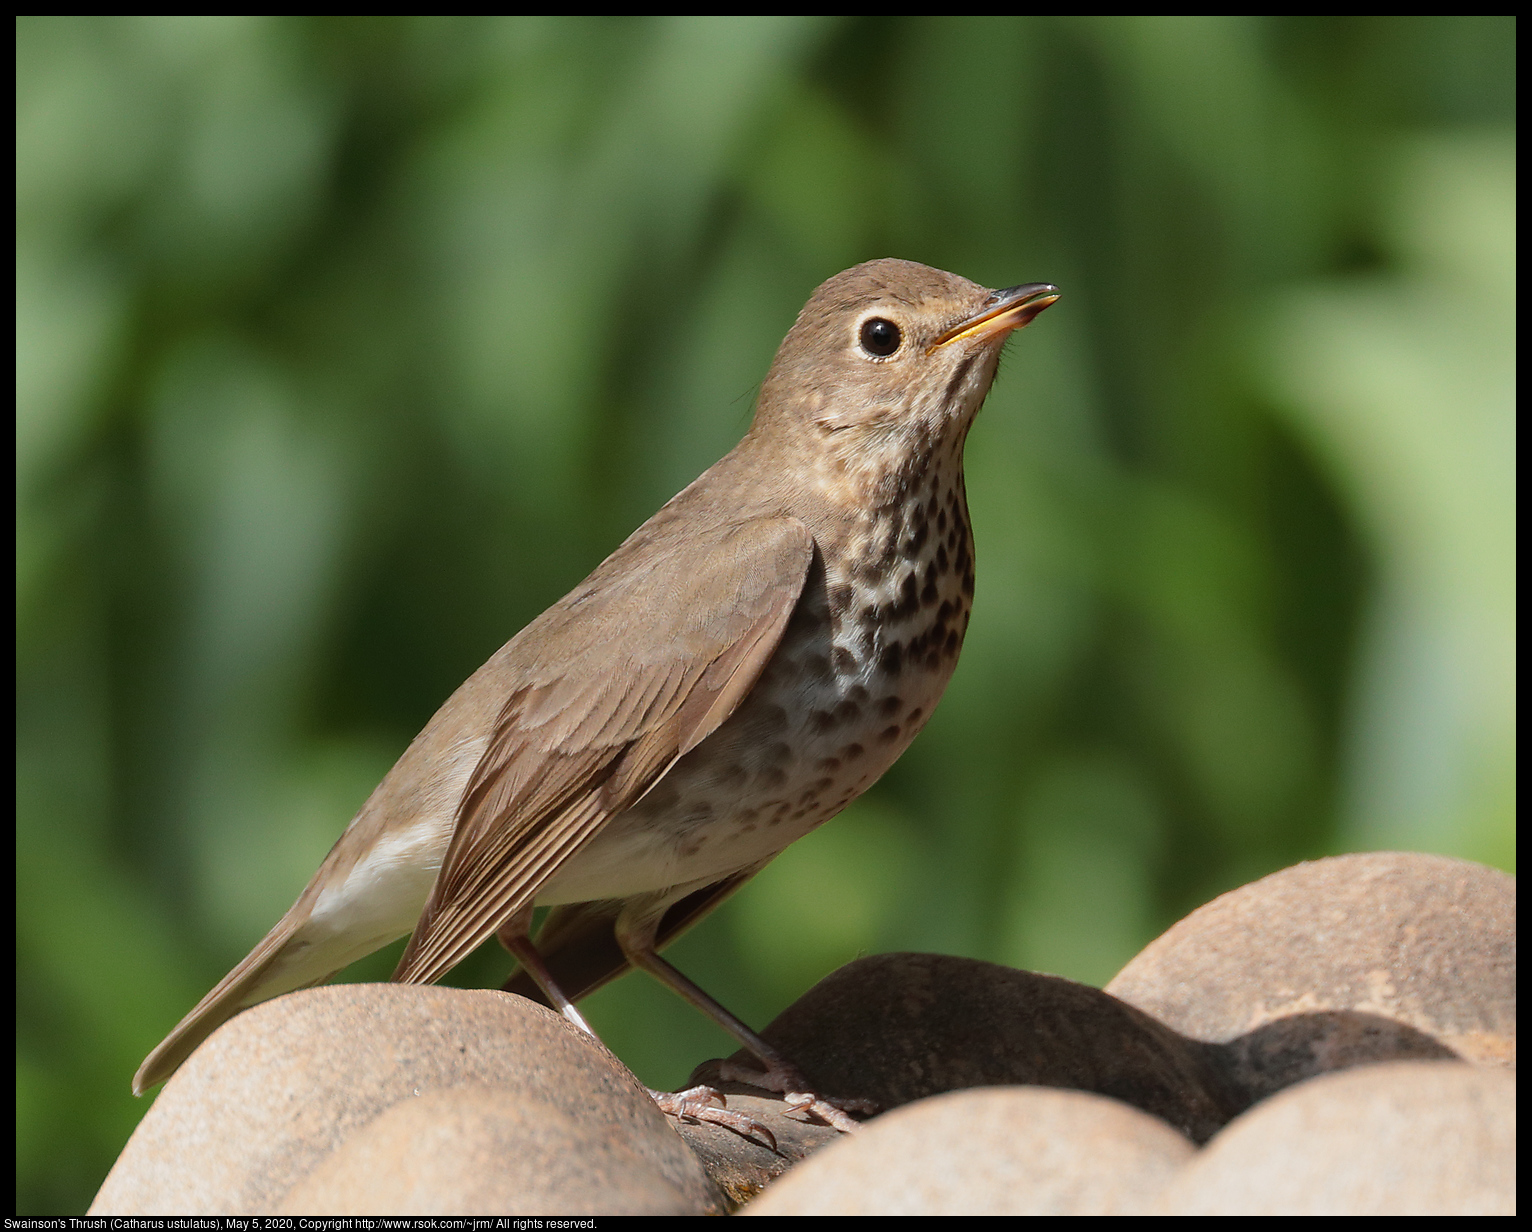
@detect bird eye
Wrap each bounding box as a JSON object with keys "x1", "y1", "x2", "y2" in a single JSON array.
[{"x1": 859, "y1": 317, "x2": 902, "y2": 358}]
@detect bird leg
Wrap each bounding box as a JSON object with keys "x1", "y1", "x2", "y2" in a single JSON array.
[
  {"x1": 496, "y1": 913, "x2": 595, "y2": 1035},
  {"x1": 497, "y1": 916, "x2": 778, "y2": 1149},
  {"x1": 613, "y1": 909, "x2": 873, "y2": 1133}
]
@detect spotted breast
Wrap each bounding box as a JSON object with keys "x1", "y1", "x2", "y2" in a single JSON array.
[{"x1": 538, "y1": 431, "x2": 974, "y2": 906}]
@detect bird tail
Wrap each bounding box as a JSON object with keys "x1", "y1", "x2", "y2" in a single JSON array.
[{"x1": 132, "y1": 915, "x2": 318, "y2": 1096}]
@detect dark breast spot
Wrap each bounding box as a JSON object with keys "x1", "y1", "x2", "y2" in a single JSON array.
[
  {"x1": 878, "y1": 696, "x2": 902, "y2": 716},
  {"x1": 878, "y1": 725, "x2": 902, "y2": 742},
  {"x1": 798, "y1": 653, "x2": 830, "y2": 680},
  {"x1": 879, "y1": 642, "x2": 903, "y2": 674},
  {"x1": 833, "y1": 646, "x2": 858, "y2": 674}
]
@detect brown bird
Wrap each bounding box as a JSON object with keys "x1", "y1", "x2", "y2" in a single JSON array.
[{"x1": 134, "y1": 259, "x2": 1058, "y2": 1134}]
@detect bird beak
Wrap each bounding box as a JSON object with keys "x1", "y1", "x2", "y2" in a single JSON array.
[{"x1": 931, "y1": 283, "x2": 1060, "y2": 350}]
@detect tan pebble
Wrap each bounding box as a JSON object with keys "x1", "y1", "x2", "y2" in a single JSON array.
[
  {"x1": 277, "y1": 1084, "x2": 717, "y2": 1215},
  {"x1": 1150, "y1": 1060, "x2": 1515, "y2": 1215},
  {"x1": 1106, "y1": 853, "x2": 1515, "y2": 1103},
  {"x1": 91, "y1": 984, "x2": 720, "y2": 1215},
  {"x1": 743, "y1": 1086, "x2": 1196, "y2": 1216}
]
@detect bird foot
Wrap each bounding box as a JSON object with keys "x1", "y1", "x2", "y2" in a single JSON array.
[
  {"x1": 714, "y1": 1059, "x2": 878, "y2": 1133},
  {"x1": 649, "y1": 1084, "x2": 778, "y2": 1152}
]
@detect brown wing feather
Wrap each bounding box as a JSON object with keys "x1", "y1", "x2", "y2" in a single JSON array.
[{"x1": 392, "y1": 516, "x2": 814, "y2": 987}]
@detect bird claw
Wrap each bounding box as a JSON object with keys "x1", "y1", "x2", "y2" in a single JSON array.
[
  {"x1": 715, "y1": 1059, "x2": 877, "y2": 1132},
  {"x1": 650, "y1": 1085, "x2": 778, "y2": 1152}
]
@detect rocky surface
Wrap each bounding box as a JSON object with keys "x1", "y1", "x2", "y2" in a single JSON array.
[
  {"x1": 91, "y1": 984, "x2": 722, "y2": 1215},
  {"x1": 1106, "y1": 852, "x2": 1516, "y2": 1106},
  {"x1": 741, "y1": 1085, "x2": 1197, "y2": 1215},
  {"x1": 1146, "y1": 1061, "x2": 1515, "y2": 1215},
  {"x1": 93, "y1": 852, "x2": 1514, "y2": 1215}
]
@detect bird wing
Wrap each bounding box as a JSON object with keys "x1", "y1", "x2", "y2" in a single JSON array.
[{"x1": 392, "y1": 515, "x2": 815, "y2": 986}]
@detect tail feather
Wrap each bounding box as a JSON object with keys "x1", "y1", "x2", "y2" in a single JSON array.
[{"x1": 133, "y1": 916, "x2": 311, "y2": 1096}]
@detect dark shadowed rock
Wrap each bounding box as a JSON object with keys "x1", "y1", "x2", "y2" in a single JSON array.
[
  {"x1": 667, "y1": 1092, "x2": 844, "y2": 1210},
  {"x1": 698, "y1": 953, "x2": 1237, "y2": 1145}
]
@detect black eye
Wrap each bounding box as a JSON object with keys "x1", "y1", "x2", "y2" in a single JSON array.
[{"x1": 859, "y1": 317, "x2": 902, "y2": 357}]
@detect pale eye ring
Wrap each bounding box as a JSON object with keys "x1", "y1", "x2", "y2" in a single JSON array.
[{"x1": 859, "y1": 317, "x2": 903, "y2": 358}]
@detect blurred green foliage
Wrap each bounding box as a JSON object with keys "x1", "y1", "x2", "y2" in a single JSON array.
[{"x1": 16, "y1": 16, "x2": 1514, "y2": 1214}]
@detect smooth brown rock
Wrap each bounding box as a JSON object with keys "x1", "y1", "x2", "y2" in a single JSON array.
[
  {"x1": 1106, "y1": 853, "x2": 1516, "y2": 1106},
  {"x1": 742, "y1": 1086, "x2": 1197, "y2": 1215},
  {"x1": 92, "y1": 984, "x2": 721, "y2": 1215},
  {"x1": 698, "y1": 953, "x2": 1237, "y2": 1145},
  {"x1": 277, "y1": 1084, "x2": 720, "y2": 1215},
  {"x1": 1150, "y1": 1061, "x2": 1515, "y2": 1215}
]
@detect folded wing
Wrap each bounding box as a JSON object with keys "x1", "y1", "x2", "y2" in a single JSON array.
[{"x1": 392, "y1": 515, "x2": 815, "y2": 986}]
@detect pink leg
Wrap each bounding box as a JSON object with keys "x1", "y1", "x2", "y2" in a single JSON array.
[
  {"x1": 498, "y1": 918, "x2": 781, "y2": 1148},
  {"x1": 613, "y1": 918, "x2": 874, "y2": 1133}
]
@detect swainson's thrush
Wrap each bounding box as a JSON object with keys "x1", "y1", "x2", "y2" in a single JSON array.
[{"x1": 135, "y1": 259, "x2": 1058, "y2": 1133}]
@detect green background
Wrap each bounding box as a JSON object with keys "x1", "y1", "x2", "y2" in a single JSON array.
[{"x1": 16, "y1": 16, "x2": 1514, "y2": 1213}]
